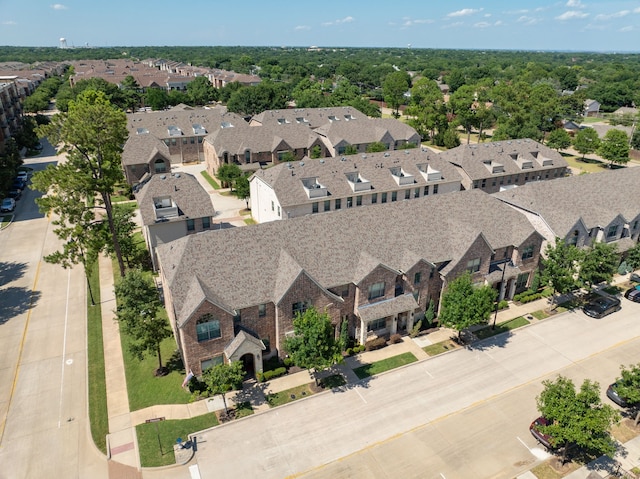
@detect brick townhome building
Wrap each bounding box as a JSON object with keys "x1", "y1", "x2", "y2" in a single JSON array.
[
  {"x1": 494, "y1": 166, "x2": 640, "y2": 253},
  {"x1": 249, "y1": 148, "x2": 462, "y2": 223},
  {"x1": 157, "y1": 189, "x2": 542, "y2": 377},
  {"x1": 439, "y1": 139, "x2": 569, "y2": 193}
]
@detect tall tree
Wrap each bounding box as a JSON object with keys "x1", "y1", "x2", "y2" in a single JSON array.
[
  {"x1": 202, "y1": 361, "x2": 245, "y2": 415},
  {"x1": 536, "y1": 376, "x2": 619, "y2": 464},
  {"x1": 541, "y1": 239, "x2": 580, "y2": 310},
  {"x1": 382, "y1": 70, "x2": 410, "y2": 118},
  {"x1": 573, "y1": 127, "x2": 600, "y2": 159},
  {"x1": 405, "y1": 77, "x2": 446, "y2": 142},
  {"x1": 626, "y1": 242, "x2": 640, "y2": 271},
  {"x1": 114, "y1": 269, "x2": 171, "y2": 376},
  {"x1": 187, "y1": 76, "x2": 218, "y2": 106},
  {"x1": 284, "y1": 307, "x2": 342, "y2": 386},
  {"x1": 438, "y1": 273, "x2": 496, "y2": 340},
  {"x1": 578, "y1": 242, "x2": 619, "y2": 289},
  {"x1": 598, "y1": 129, "x2": 630, "y2": 167},
  {"x1": 216, "y1": 163, "x2": 242, "y2": 190},
  {"x1": 546, "y1": 128, "x2": 572, "y2": 151},
  {"x1": 234, "y1": 174, "x2": 250, "y2": 209},
  {"x1": 35, "y1": 89, "x2": 129, "y2": 277}
]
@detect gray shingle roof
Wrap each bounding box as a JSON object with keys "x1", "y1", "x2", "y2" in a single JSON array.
[
  {"x1": 438, "y1": 139, "x2": 568, "y2": 181},
  {"x1": 251, "y1": 106, "x2": 363, "y2": 129},
  {"x1": 157, "y1": 189, "x2": 537, "y2": 325},
  {"x1": 126, "y1": 105, "x2": 246, "y2": 141},
  {"x1": 135, "y1": 172, "x2": 215, "y2": 226},
  {"x1": 250, "y1": 149, "x2": 462, "y2": 208},
  {"x1": 122, "y1": 134, "x2": 170, "y2": 166},
  {"x1": 494, "y1": 166, "x2": 640, "y2": 237},
  {"x1": 357, "y1": 294, "x2": 420, "y2": 322}
]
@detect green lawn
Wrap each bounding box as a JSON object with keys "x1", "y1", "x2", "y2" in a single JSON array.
[
  {"x1": 423, "y1": 339, "x2": 461, "y2": 356},
  {"x1": 136, "y1": 413, "x2": 219, "y2": 467},
  {"x1": 234, "y1": 401, "x2": 254, "y2": 419},
  {"x1": 0, "y1": 214, "x2": 12, "y2": 228},
  {"x1": 353, "y1": 352, "x2": 418, "y2": 379},
  {"x1": 266, "y1": 383, "x2": 316, "y2": 407},
  {"x1": 120, "y1": 328, "x2": 192, "y2": 411},
  {"x1": 474, "y1": 316, "x2": 530, "y2": 340},
  {"x1": 243, "y1": 218, "x2": 256, "y2": 225},
  {"x1": 201, "y1": 170, "x2": 220, "y2": 189},
  {"x1": 531, "y1": 309, "x2": 551, "y2": 320},
  {"x1": 86, "y1": 261, "x2": 108, "y2": 454}
]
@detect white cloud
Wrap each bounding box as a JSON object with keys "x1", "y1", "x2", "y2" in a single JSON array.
[
  {"x1": 595, "y1": 10, "x2": 629, "y2": 20},
  {"x1": 294, "y1": 25, "x2": 310, "y2": 31},
  {"x1": 634, "y1": 7, "x2": 640, "y2": 13},
  {"x1": 566, "y1": 0, "x2": 584, "y2": 8},
  {"x1": 474, "y1": 20, "x2": 502, "y2": 28},
  {"x1": 51, "y1": 3, "x2": 68, "y2": 10},
  {"x1": 555, "y1": 10, "x2": 589, "y2": 20},
  {"x1": 447, "y1": 8, "x2": 483, "y2": 18},
  {"x1": 2, "y1": 20, "x2": 17, "y2": 25},
  {"x1": 442, "y1": 22, "x2": 464, "y2": 29},
  {"x1": 517, "y1": 15, "x2": 540, "y2": 25},
  {"x1": 401, "y1": 17, "x2": 434, "y2": 27},
  {"x1": 322, "y1": 16, "x2": 354, "y2": 27},
  {"x1": 619, "y1": 25, "x2": 634, "y2": 31}
]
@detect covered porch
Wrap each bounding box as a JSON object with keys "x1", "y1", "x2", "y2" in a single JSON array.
[{"x1": 355, "y1": 293, "x2": 420, "y2": 345}]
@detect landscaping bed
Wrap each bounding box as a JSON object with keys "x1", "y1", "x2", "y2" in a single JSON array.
[{"x1": 353, "y1": 352, "x2": 418, "y2": 379}]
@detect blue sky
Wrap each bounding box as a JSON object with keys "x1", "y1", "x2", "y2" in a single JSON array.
[{"x1": 1, "y1": 0, "x2": 639, "y2": 51}]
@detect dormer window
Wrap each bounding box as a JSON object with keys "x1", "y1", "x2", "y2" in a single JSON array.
[
  {"x1": 153, "y1": 195, "x2": 179, "y2": 220},
  {"x1": 417, "y1": 163, "x2": 442, "y2": 181},
  {"x1": 296, "y1": 117, "x2": 309, "y2": 124},
  {"x1": 277, "y1": 118, "x2": 290, "y2": 125},
  {"x1": 344, "y1": 114, "x2": 356, "y2": 121},
  {"x1": 192, "y1": 123, "x2": 207, "y2": 135},
  {"x1": 167, "y1": 125, "x2": 182, "y2": 136},
  {"x1": 483, "y1": 160, "x2": 505, "y2": 174},
  {"x1": 345, "y1": 172, "x2": 372, "y2": 192},
  {"x1": 389, "y1": 167, "x2": 415, "y2": 186},
  {"x1": 328, "y1": 115, "x2": 339, "y2": 122},
  {"x1": 511, "y1": 153, "x2": 534, "y2": 170},
  {"x1": 301, "y1": 177, "x2": 328, "y2": 198}
]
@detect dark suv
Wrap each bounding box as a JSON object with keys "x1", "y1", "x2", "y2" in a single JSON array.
[{"x1": 582, "y1": 296, "x2": 621, "y2": 319}]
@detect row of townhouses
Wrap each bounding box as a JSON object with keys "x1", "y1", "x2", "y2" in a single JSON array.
[{"x1": 142, "y1": 163, "x2": 640, "y2": 378}]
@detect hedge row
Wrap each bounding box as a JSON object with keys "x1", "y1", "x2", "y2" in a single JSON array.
[{"x1": 257, "y1": 367, "x2": 287, "y2": 382}]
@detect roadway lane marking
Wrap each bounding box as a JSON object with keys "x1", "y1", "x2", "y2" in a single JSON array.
[
  {"x1": 424, "y1": 369, "x2": 433, "y2": 378},
  {"x1": 354, "y1": 388, "x2": 367, "y2": 404},
  {"x1": 58, "y1": 268, "x2": 72, "y2": 428},
  {"x1": 440, "y1": 473, "x2": 447, "y2": 479},
  {"x1": 517, "y1": 435, "x2": 550, "y2": 460}
]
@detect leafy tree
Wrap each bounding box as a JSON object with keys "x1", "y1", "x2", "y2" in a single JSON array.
[
  {"x1": 383, "y1": 70, "x2": 410, "y2": 118},
  {"x1": 114, "y1": 269, "x2": 171, "y2": 376},
  {"x1": 343, "y1": 145, "x2": 358, "y2": 155},
  {"x1": 310, "y1": 145, "x2": 322, "y2": 159},
  {"x1": 187, "y1": 76, "x2": 218, "y2": 106},
  {"x1": 598, "y1": 129, "x2": 630, "y2": 167},
  {"x1": 449, "y1": 84, "x2": 478, "y2": 144},
  {"x1": 366, "y1": 142, "x2": 388, "y2": 153},
  {"x1": 23, "y1": 93, "x2": 50, "y2": 113},
  {"x1": 438, "y1": 273, "x2": 496, "y2": 340},
  {"x1": 443, "y1": 127, "x2": 461, "y2": 149},
  {"x1": 578, "y1": 242, "x2": 619, "y2": 289},
  {"x1": 216, "y1": 163, "x2": 242, "y2": 190},
  {"x1": 541, "y1": 239, "x2": 580, "y2": 309},
  {"x1": 202, "y1": 361, "x2": 245, "y2": 415},
  {"x1": 234, "y1": 174, "x2": 250, "y2": 209},
  {"x1": 144, "y1": 87, "x2": 170, "y2": 111},
  {"x1": 631, "y1": 130, "x2": 640, "y2": 151},
  {"x1": 626, "y1": 242, "x2": 640, "y2": 270},
  {"x1": 35, "y1": 89, "x2": 129, "y2": 277},
  {"x1": 0, "y1": 139, "x2": 23, "y2": 192},
  {"x1": 104, "y1": 204, "x2": 141, "y2": 269},
  {"x1": 284, "y1": 307, "x2": 342, "y2": 386},
  {"x1": 405, "y1": 78, "x2": 446, "y2": 142},
  {"x1": 227, "y1": 82, "x2": 288, "y2": 116},
  {"x1": 573, "y1": 128, "x2": 600, "y2": 159},
  {"x1": 614, "y1": 364, "x2": 640, "y2": 424},
  {"x1": 546, "y1": 128, "x2": 572, "y2": 151},
  {"x1": 537, "y1": 376, "x2": 619, "y2": 464}
]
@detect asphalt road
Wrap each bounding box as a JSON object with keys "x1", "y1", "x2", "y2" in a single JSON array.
[
  {"x1": 190, "y1": 301, "x2": 640, "y2": 479},
  {"x1": 0, "y1": 142, "x2": 107, "y2": 479}
]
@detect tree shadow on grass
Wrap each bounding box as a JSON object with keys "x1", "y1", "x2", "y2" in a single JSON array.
[
  {"x1": 232, "y1": 380, "x2": 270, "y2": 410},
  {"x1": 164, "y1": 350, "x2": 185, "y2": 374}
]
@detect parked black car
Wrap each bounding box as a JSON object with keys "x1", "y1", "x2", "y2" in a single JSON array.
[
  {"x1": 631, "y1": 272, "x2": 640, "y2": 283},
  {"x1": 582, "y1": 296, "x2": 621, "y2": 319},
  {"x1": 625, "y1": 286, "x2": 640, "y2": 303},
  {"x1": 606, "y1": 382, "x2": 637, "y2": 408},
  {"x1": 530, "y1": 416, "x2": 555, "y2": 449},
  {"x1": 7, "y1": 189, "x2": 21, "y2": 200}
]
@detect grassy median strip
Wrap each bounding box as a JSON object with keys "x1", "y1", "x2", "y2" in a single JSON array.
[
  {"x1": 86, "y1": 262, "x2": 108, "y2": 454},
  {"x1": 201, "y1": 170, "x2": 221, "y2": 189},
  {"x1": 353, "y1": 352, "x2": 418, "y2": 379},
  {"x1": 423, "y1": 339, "x2": 461, "y2": 356},
  {"x1": 136, "y1": 413, "x2": 219, "y2": 467},
  {"x1": 266, "y1": 383, "x2": 316, "y2": 407},
  {"x1": 474, "y1": 316, "x2": 530, "y2": 340}
]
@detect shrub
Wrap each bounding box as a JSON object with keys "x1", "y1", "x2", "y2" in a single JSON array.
[
  {"x1": 389, "y1": 333, "x2": 402, "y2": 344},
  {"x1": 498, "y1": 300, "x2": 509, "y2": 310},
  {"x1": 520, "y1": 293, "x2": 542, "y2": 304},
  {"x1": 357, "y1": 345, "x2": 366, "y2": 353},
  {"x1": 409, "y1": 319, "x2": 422, "y2": 338},
  {"x1": 256, "y1": 371, "x2": 264, "y2": 382},
  {"x1": 365, "y1": 337, "x2": 387, "y2": 351},
  {"x1": 346, "y1": 348, "x2": 353, "y2": 356},
  {"x1": 263, "y1": 367, "x2": 287, "y2": 381},
  {"x1": 283, "y1": 357, "x2": 293, "y2": 367}
]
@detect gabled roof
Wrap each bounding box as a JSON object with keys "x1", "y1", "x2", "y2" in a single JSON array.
[
  {"x1": 494, "y1": 166, "x2": 640, "y2": 237},
  {"x1": 438, "y1": 139, "x2": 567, "y2": 181},
  {"x1": 157, "y1": 189, "x2": 538, "y2": 322},
  {"x1": 251, "y1": 106, "x2": 364, "y2": 129},
  {"x1": 224, "y1": 330, "x2": 266, "y2": 359},
  {"x1": 135, "y1": 172, "x2": 215, "y2": 226},
  {"x1": 250, "y1": 149, "x2": 462, "y2": 208},
  {"x1": 122, "y1": 134, "x2": 170, "y2": 166}
]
